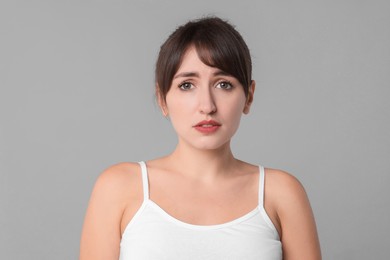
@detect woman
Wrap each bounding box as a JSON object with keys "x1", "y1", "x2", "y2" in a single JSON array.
[{"x1": 80, "y1": 17, "x2": 321, "y2": 259}]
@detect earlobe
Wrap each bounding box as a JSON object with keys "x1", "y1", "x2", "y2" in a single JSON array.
[
  {"x1": 156, "y1": 85, "x2": 168, "y2": 117},
  {"x1": 162, "y1": 108, "x2": 168, "y2": 117},
  {"x1": 243, "y1": 80, "x2": 255, "y2": 114}
]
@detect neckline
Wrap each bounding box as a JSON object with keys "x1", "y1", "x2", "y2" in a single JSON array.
[
  {"x1": 147, "y1": 199, "x2": 260, "y2": 230},
  {"x1": 139, "y1": 161, "x2": 264, "y2": 207}
]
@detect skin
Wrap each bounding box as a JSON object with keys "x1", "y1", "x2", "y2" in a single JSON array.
[{"x1": 80, "y1": 46, "x2": 321, "y2": 260}]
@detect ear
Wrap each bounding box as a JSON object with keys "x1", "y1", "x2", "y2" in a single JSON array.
[
  {"x1": 156, "y1": 84, "x2": 168, "y2": 117},
  {"x1": 243, "y1": 80, "x2": 255, "y2": 114}
]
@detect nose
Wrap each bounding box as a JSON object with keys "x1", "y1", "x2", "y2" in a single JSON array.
[{"x1": 198, "y1": 87, "x2": 217, "y2": 115}]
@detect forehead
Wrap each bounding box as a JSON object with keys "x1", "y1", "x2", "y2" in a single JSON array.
[{"x1": 174, "y1": 46, "x2": 223, "y2": 76}]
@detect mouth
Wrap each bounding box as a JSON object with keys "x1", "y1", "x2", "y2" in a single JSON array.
[
  {"x1": 194, "y1": 120, "x2": 221, "y2": 127},
  {"x1": 193, "y1": 120, "x2": 221, "y2": 133}
]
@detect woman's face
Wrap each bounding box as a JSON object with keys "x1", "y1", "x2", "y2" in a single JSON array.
[{"x1": 161, "y1": 46, "x2": 255, "y2": 151}]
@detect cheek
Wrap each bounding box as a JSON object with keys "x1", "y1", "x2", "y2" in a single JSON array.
[
  {"x1": 220, "y1": 95, "x2": 246, "y2": 119},
  {"x1": 166, "y1": 93, "x2": 193, "y2": 116},
  {"x1": 165, "y1": 93, "x2": 197, "y2": 132},
  {"x1": 228, "y1": 107, "x2": 245, "y2": 130},
  {"x1": 214, "y1": 96, "x2": 246, "y2": 136}
]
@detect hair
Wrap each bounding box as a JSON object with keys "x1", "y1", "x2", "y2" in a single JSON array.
[{"x1": 155, "y1": 16, "x2": 252, "y2": 103}]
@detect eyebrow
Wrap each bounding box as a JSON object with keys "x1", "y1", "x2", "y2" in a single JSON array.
[{"x1": 173, "y1": 70, "x2": 231, "y2": 79}]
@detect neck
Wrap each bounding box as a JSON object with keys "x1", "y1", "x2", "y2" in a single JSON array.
[{"x1": 166, "y1": 140, "x2": 238, "y2": 182}]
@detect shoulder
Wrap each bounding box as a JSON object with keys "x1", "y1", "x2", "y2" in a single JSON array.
[
  {"x1": 264, "y1": 168, "x2": 321, "y2": 258},
  {"x1": 265, "y1": 168, "x2": 306, "y2": 197},
  {"x1": 90, "y1": 162, "x2": 143, "y2": 208},
  {"x1": 264, "y1": 168, "x2": 322, "y2": 258},
  {"x1": 80, "y1": 162, "x2": 143, "y2": 259},
  {"x1": 264, "y1": 168, "x2": 309, "y2": 213},
  {"x1": 95, "y1": 162, "x2": 141, "y2": 188},
  {"x1": 263, "y1": 168, "x2": 311, "y2": 233}
]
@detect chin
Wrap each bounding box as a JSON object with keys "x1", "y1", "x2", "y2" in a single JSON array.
[{"x1": 187, "y1": 137, "x2": 232, "y2": 151}]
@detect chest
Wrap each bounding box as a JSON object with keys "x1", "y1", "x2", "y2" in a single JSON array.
[
  {"x1": 119, "y1": 203, "x2": 282, "y2": 260},
  {"x1": 148, "y1": 171, "x2": 259, "y2": 226}
]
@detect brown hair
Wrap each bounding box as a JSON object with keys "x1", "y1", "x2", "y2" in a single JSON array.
[{"x1": 155, "y1": 17, "x2": 252, "y2": 103}]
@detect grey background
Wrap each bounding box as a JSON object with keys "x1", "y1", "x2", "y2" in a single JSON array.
[{"x1": 1, "y1": 0, "x2": 389, "y2": 259}]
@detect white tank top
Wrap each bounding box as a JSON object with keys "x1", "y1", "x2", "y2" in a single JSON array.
[{"x1": 119, "y1": 161, "x2": 282, "y2": 260}]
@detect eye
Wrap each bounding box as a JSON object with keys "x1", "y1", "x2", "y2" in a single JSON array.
[
  {"x1": 216, "y1": 81, "x2": 233, "y2": 90},
  {"x1": 179, "y1": 82, "x2": 194, "y2": 90}
]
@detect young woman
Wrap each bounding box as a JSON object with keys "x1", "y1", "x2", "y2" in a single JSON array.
[{"x1": 80, "y1": 17, "x2": 321, "y2": 260}]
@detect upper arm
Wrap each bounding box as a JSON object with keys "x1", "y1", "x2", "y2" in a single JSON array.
[
  {"x1": 79, "y1": 162, "x2": 140, "y2": 260},
  {"x1": 267, "y1": 170, "x2": 321, "y2": 260}
]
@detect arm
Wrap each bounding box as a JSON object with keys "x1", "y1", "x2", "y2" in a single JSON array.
[
  {"x1": 79, "y1": 163, "x2": 140, "y2": 260},
  {"x1": 267, "y1": 170, "x2": 321, "y2": 260}
]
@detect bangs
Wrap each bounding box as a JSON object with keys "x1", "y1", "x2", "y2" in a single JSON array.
[
  {"x1": 192, "y1": 28, "x2": 250, "y2": 93},
  {"x1": 155, "y1": 17, "x2": 252, "y2": 101}
]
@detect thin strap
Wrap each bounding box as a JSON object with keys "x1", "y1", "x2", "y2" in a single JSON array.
[
  {"x1": 258, "y1": 165, "x2": 265, "y2": 207},
  {"x1": 138, "y1": 161, "x2": 149, "y2": 200}
]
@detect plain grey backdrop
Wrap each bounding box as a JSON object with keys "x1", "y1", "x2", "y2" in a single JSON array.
[{"x1": 1, "y1": 0, "x2": 389, "y2": 259}]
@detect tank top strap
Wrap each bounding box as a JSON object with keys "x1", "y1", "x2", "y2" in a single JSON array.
[
  {"x1": 258, "y1": 165, "x2": 265, "y2": 207},
  {"x1": 138, "y1": 161, "x2": 149, "y2": 201}
]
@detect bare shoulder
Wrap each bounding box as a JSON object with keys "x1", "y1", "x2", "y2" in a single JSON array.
[
  {"x1": 94, "y1": 162, "x2": 141, "y2": 194},
  {"x1": 264, "y1": 168, "x2": 321, "y2": 259},
  {"x1": 86, "y1": 161, "x2": 144, "y2": 221},
  {"x1": 90, "y1": 162, "x2": 144, "y2": 215},
  {"x1": 80, "y1": 162, "x2": 143, "y2": 259},
  {"x1": 264, "y1": 168, "x2": 311, "y2": 219},
  {"x1": 80, "y1": 163, "x2": 142, "y2": 259},
  {"x1": 265, "y1": 168, "x2": 307, "y2": 201}
]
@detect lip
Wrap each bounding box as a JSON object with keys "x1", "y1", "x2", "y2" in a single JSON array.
[{"x1": 193, "y1": 120, "x2": 221, "y2": 134}]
